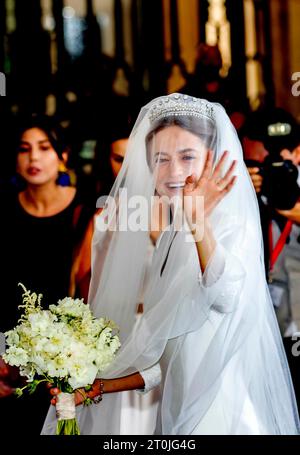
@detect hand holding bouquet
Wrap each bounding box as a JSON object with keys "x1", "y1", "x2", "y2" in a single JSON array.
[{"x1": 3, "y1": 284, "x2": 121, "y2": 435}]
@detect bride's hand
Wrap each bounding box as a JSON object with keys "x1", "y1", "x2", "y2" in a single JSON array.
[
  {"x1": 183, "y1": 150, "x2": 237, "y2": 225},
  {"x1": 48, "y1": 384, "x2": 97, "y2": 407}
]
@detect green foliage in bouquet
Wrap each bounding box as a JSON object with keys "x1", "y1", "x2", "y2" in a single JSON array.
[{"x1": 3, "y1": 284, "x2": 121, "y2": 435}]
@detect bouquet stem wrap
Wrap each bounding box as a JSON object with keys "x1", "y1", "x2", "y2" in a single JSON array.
[{"x1": 55, "y1": 392, "x2": 80, "y2": 435}]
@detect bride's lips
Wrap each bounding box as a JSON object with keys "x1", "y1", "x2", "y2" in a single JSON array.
[{"x1": 27, "y1": 166, "x2": 41, "y2": 176}]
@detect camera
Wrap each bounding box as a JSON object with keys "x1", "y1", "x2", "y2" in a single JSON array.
[
  {"x1": 246, "y1": 157, "x2": 299, "y2": 211},
  {"x1": 243, "y1": 109, "x2": 300, "y2": 210}
]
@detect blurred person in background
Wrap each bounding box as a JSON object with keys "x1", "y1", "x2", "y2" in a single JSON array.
[
  {"x1": 181, "y1": 43, "x2": 249, "y2": 134},
  {"x1": 69, "y1": 123, "x2": 131, "y2": 302},
  {"x1": 243, "y1": 108, "x2": 300, "y2": 409},
  {"x1": 0, "y1": 115, "x2": 92, "y2": 434}
]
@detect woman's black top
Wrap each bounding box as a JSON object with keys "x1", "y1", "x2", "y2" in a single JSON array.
[{"x1": 0, "y1": 189, "x2": 89, "y2": 434}]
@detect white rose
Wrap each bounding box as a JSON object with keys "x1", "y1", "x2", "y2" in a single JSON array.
[{"x1": 68, "y1": 364, "x2": 98, "y2": 390}]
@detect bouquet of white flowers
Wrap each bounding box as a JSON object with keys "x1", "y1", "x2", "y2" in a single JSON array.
[{"x1": 3, "y1": 284, "x2": 121, "y2": 435}]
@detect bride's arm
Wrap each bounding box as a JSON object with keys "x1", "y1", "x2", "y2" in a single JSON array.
[
  {"x1": 83, "y1": 372, "x2": 146, "y2": 402},
  {"x1": 184, "y1": 150, "x2": 236, "y2": 273},
  {"x1": 49, "y1": 372, "x2": 145, "y2": 406},
  {"x1": 87, "y1": 362, "x2": 161, "y2": 402},
  {"x1": 50, "y1": 363, "x2": 162, "y2": 406},
  {"x1": 193, "y1": 218, "x2": 216, "y2": 273},
  {"x1": 185, "y1": 153, "x2": 246, "y2": 313},
  {"x1": 194, "y1": 222, "x2": 249, "y2": 314}
]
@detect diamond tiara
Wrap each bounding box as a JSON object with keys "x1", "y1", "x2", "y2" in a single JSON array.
[{"x1": 149, "y1": 93, "x2": 215, "y2": 124}]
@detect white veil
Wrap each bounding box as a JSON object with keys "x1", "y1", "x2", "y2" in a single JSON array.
[{"x1": 42, "y1": 94, "x2": 300, "y2": 435}]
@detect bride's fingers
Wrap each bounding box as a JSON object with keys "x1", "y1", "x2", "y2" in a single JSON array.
[
  {"x1": 219, "y1": 160, "x2": 237, "y2": 187},
  {"x1": 212, "y1": 159, "x2": 237, "y2": 192},
  {"x1": 211, "y1": 151, "x2": 228, "y2": 179},
  {"x1": 51, "y1": 397, "x2": 56, "y2": 406},
  {"x1": 198, "y1": 149, "x2": 213, "y2": 184},
  {"x1": 221, "y1": 176, "x2": 237, "y2": 194}
]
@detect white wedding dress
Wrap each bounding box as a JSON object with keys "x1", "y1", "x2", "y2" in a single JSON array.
[
  {"x1": 120, "y1": 241, "x2": 160, "y2": 435},
  {"x1": 144, "y1": 228, "x2": 268, "y2": 435},
  {"x1": 120, "y1": 361, "x2": 160, "y2": 435},
  {"x1": 158, "y1": 324, "x2": 266, "y2": 435}
]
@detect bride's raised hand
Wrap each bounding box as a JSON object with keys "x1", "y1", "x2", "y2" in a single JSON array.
[{"x1": 183, "y1": 150, "x2": 237, "y2": 225}]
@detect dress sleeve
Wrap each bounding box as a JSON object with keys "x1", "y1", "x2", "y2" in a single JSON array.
[
  {"x1": 137, "y1": 363, "x2": 162, "y2": 394},
  {"x1": 198, "y1": 242, "x2": 246, "y2": 314}
]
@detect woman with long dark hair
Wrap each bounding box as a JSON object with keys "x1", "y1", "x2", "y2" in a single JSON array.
[{"x1": 0, "y1": 115, "x2": 91, "y2": 433}]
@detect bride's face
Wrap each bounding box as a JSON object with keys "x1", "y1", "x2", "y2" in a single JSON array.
[{"x1": 150, "y1": 125, "x2": 208, "y2": 198}]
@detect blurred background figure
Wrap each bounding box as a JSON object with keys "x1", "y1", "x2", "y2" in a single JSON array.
[
  {"x1": 180, "y1": 43, "x2": 249, "y2": 133},
  {"x1": 181, "y1": 43, "x2": 224, "y2": 101},
  {"x1": 0, "y1": 114, "x2": 93, "y2": 434},
  {"x1": 243, "y1": 109, "x2": 300, "y2": 333},
  {"x1": 1, "y1": 0, "x2": 299, "y2": 164},
  {"x1": 69, "y1": 112, "x2": 134, "y2": 302},
  {"x1": 242, "y1": 108, "x2": 300, "y2": 409}
]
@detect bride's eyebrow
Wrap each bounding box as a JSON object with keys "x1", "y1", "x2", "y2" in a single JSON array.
[
  {"x1": 153, "y1": 148, "x2": 199, "y2": 158},
  {"x1": 177, "y1": 148, "x2": 198, "y2": 154},
  {"x1": 154, "y1": 151, "x2": 169, "y2": 158}
]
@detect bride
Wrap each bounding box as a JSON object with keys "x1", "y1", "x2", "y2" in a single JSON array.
[{"x1": 43, "y1": 93, "x2": 300, "y2": 435}]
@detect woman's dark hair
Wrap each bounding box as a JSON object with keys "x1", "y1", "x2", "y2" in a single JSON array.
[
  {"x1": 94, "y1": 112, "x2": 134, "y2": 196},
  {"x1": 8, "y1": 115, "x2": 71, "y2": 191},
  {"x1": 146, "y1": 115, "x2": 216, "y2": 168},
  {"x1": 13, "y1": 114, "x2": 69, "y2": 160}
]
